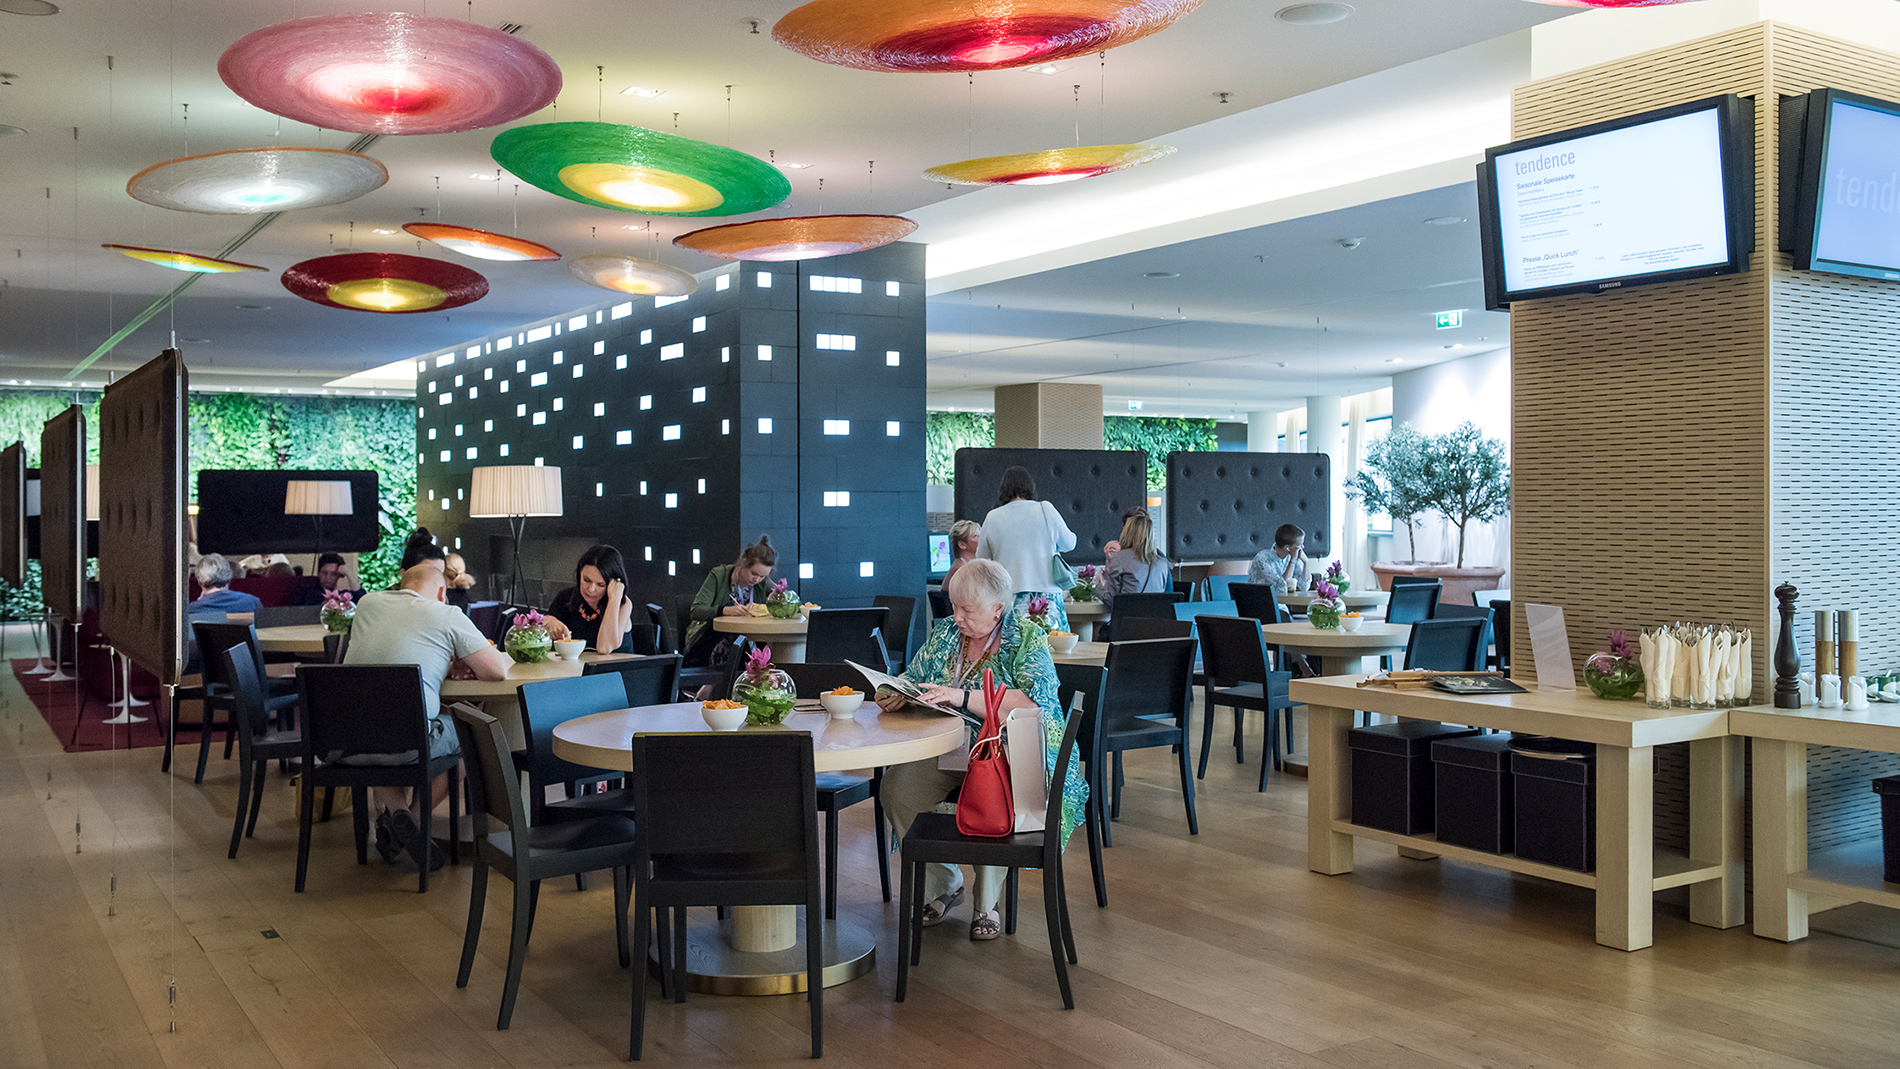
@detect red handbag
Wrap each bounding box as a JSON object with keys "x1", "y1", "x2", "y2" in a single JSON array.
[{"x1": 955, "y1": 668, "x2": 1015, "y2": 837}]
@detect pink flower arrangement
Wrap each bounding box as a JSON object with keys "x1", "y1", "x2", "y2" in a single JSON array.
[
  {"x1": 770, "y1": 578, "x2": 789, "y2": 597},
  {"x1": 1075, "y1": 565, "x2": 1099, "y2": 581},
  {"x1": 1026, "y1": 595, "x2": 1050, "y2": 618},
  {"x1": 1609, "y1": 628, "x2": 1633, "y2": 660},
  {"x1": 745, "y1": 645, "x2": 774, "y2": 677},
  {"x1": 512, "y1": 608, "x2": 545, "y2": 631},
  {"x1": 1314, "y1": 580, "x2": 1339, "y2": 601},
  {"x1": 321, "y1": 589, "x2": 354, "y2": 611}
]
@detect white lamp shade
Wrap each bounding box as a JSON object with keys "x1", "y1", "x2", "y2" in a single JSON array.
[
  {"x1": 285, "y1": 479, "x2": 354, "y2": 516},
  {"x1": 468, "y1": 465, "x2": 563, "y2": 518},
  {"x1": 85, "y1": 464, "x2": 100, "y2": 522}
]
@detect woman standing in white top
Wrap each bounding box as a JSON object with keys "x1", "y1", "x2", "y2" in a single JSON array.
[{"x1": 976, "y1": 465, "x2": 1078, "y2": 631}]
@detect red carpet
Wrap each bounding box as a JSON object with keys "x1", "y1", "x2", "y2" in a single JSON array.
[{"x1": 10, "y1": 658, "x2": 170, "y2": 753}]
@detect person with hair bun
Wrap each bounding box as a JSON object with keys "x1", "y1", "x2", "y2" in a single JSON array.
[{"x1": 684, "y1": 535, "x2": 777, "y2": 666}]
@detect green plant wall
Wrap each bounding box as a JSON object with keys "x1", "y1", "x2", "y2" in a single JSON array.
[
  {"x1": 925, "y1": 411, "x2": 1220, "y2": 490},
  {"x1": 0, "y1": 388, "x2": 416, "y2": 597}
]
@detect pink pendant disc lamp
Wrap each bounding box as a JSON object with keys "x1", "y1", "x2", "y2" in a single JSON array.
[
  {"x1": 219, "y1": 12, "x2": 562, "y2": 135},
  {"x1": 282, "y1": 253, "x2": 488, "y2": 314},
  {"x1": 774, "y1": 0, "x2": 1202, "y2": 72}
]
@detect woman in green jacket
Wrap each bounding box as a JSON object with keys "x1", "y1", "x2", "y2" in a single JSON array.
[{"x1": 683, "y1": 534, "x2": 777, "y2": 665}]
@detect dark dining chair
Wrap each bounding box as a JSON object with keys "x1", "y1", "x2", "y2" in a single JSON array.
[
  {"x1": 628, "y1": 731, "x2": 824, "y2": 1060},
  {"x1": 1111, "y1": 591, "x2": 1188, "y2": 621},
  {"x1": 1052, "y1": 664, "x2": 1111, "y2": 907},
  {"x1": 779, "y1": 661, "x2": 891, "y2": 915},
  {"x1": 1404, "y1": 617, "x2": 1490, "y2": 672},
  {"x1": 896, "y1": 692, "x2": 1087, "y2": 1009},
  {"x1": 293, "y1": 664, "x2": 461, "y2": 894},
  {"x1": 1430, "y1": 603, "x2": 1496, "y2": 669},
  {"x1": 218, "y1": 646, "x2": 313, "y2": 859},
  {"x1": 1491, "y1": 599, "x2": 1513, "y2": 674},
  {"x1": 192, "y1": 621, "x2": 300, "y2": 786},
  {"x1": 1230, "y1": 583, "x2": 1289, "y2": 627},
  {"x1": 1096, "y1": 637, "x2": 1199, "y2": 829},
  {"x1": 1107, "y1": 617, "x2": 1191, "y2": 642},
  {"x1": 1196, "y1": 615, "x2": 1298, "y2": 789},
  {"x1": 584, "y1": 652, "x2": 684, "y2": 708},
  {"x1": 805, "y1": 606, "x2": 892, "y2": 671},
  {"x1": 449, "y1": 704, "x2": 638, "y2": 1031},
  {"x1": 1386, "y1": 580, "x2": 1442, "y2": 626},
  {"x1": 927, "y1": 589, "x2": 952, "y2": 620},
  {"x1": 255, "y1": 604, "x2": 320, "y2": 629},
  {"x1": 516, "y1": 674, "x2": 638, "y2": 831},
  {"x1": 872, "y1": 594, "x2": 917, "y2": 671}
]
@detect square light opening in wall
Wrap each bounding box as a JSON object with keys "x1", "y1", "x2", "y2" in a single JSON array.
[
  {"x1": 527, "y1": 325, "x2": 553, "y2": 342},
  {"x1": 799, "y1": 563, "x2": 813, "y2": 579},
  {"x1": 616, "y1": 430, "x2": 632, "y2": 445},
  {"x1": 484, "y1": 367, "x2": 494, "y2": 380},
  {"x1": 427, "y1": 381, "x2": 437, "y2": 393},
  {"x1": 436, "y1": 353, "x2": 455, "y2": 367},
  {"x1": 553, "y1": 398, "x2": 564, "y2": 411},
  {"x1": 417, "y1": 361, "x2": 428, "y2": 373},
  {"x1": 662, "y1": 425, "x2": 682, "y2": 440},
  {"x1": 757, "y1": 272, "x2": 772, "y2": 287},
  {"x1": 757, "y1": 345, "x2": 772, "y2": 361},
  {"x1": 886, "y1": 280, "x2": 900, "y2": 296},
  {"x1": 499, "y1": 444, "x2": 510, "y2": 456},
  {"x1": 859, "y1": 562, "x2": 874, "y2": 578},
  {"x1": 466, "y1": 447, "x2": 478, "y2": 459},
  {"x1": 611, "y1": 302, "x2": 632, "y2": 319},
  {"x1": 530, "y1": 372, "x2": 548, "y2": 387},
  {"x1": 594, "y1": 402, "x2": 606, "y2": 416},
  {"x1": 640, "y1": 329, "x2": 653, "y2": 345},
  {"x1": 886, "y1": 351, "x2": 900, "y2": 366},
  {"x1": 823, "y1": 491, "x2": 851, "y2": 507},
  {"x1": 823, "y1": 420, "x2": 850, "y2": 435},
  {"x1": 468, "y1": 387, "x2": 478, "y2": 399},
  {"x1": 815, "y1": 334, "x2": 857, "y2": 351},
  {"x1": 516, "y1": 404, "x2": 527, "y2": 417},
  {"x1": 664, "y1": 493, "x2": 678, "y2": 508},
  {"x1": 496, "y1": 336, "x2": 512, "y2": 351},
  {"x1": 454, "y1": 374, "x2": 463, "y2": 387},
  {"x1": 552, "y1": 351, "x2": 564, "y2": 364},
  {"x1": 454, "y1": 424, "x2": 463, "y2": 436},
  {"x1": 441, "y1": 499, "x2": 450, "y2": 511},
  {"x1": 484, "y1": 419, "x2": 493, "y2": 431},
  {"x1": 569, "y1": 315, "x2": 588, "y2": 331},
  {"x1": 716, "y1": 274, "x2": 730, "y2": 291},
  {"x1": 692, "y1": 387, "x2": 706, "y2": 403},
  {"x1": 439, "y1": 450, "x2": 450, "y2": 462},
  {"x1": 692, "y1": 316, "x2": 706, "y2": 332},
  {"x1": 572, "y1": 435, "x2": 584, "y2": 450},
  {"x1": 428, "y1": 428, "x2": 438, "y2": 440},
  {"x1": 500, "y1": 381, "x2": 511, "y2": 393},
  {"x1": 886, "y1": 421, "x2": 900, "y2": 436},
  {"x1": 661, "y1": 343, "x2": 684, "y2": 361},
  {"x1": 438, "y1": 393, "x2": 452, "y2": 406},
  {"x1": 572, "y1": 366, "x2": 584, "y2": 379},
  {"x1": 516, "y1": 359, "x2": 527, "y2": 372},
  {"x1": 593, "y1": 341, "x2": 605, "y2": 356},
  {"x1": 640, "y1": 395, "x2": 653, "y2": 410},
  {"x1": 533, "y1": 412, "x2": 547, "y2": 425},
  {"x1": 721, "y1": 347, "x2": 731, "y2": 363},
  {"x1": 616, "y1": 355, "x2": 628, "y2": 370},
  {"x1": 757, "y1": 418, "x2": 773, "y2": 434}
]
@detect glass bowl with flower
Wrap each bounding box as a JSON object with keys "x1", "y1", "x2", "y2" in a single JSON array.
[
  {"x1": 1307, "y1": 580, "x2": 1345, "y2": 630},
  {"x1": 764, "y1": 578, "x2": 802, "y2": 619},
  {"x1": 1069, "y1": 565, "x2": 1100, "y2": 603},
  {"x1": 319, "y1": 589, "x2": 355, "y2": 634},
  {"x1": 732, "y1": 646, "x2": 797, "y2": 725},
  {"x1": 1322, "y1": 560, "x2": 1350, "y2": 595},
  {"x1": 503, "y1": 609, "x2": 554, "y2": 663},
  {"x1": 1585, "y1": 629, "x2": 1646, "y2": 701}
]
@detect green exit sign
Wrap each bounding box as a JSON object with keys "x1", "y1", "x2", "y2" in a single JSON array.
[{"x1": 1435, "y1": 310, "x2": 1463, "y2": 330}]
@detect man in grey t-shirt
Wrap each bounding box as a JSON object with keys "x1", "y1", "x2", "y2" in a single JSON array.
[{"x1": 344, "y1": 551, "x2": 511, "y2": 867}]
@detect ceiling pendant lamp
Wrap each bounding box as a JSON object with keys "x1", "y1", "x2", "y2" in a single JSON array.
[
  {"x1": 403, "y1": 222, "x2": 560, "y2": 262},
  {"x1": 490, "y1": 122, "x2": 790, "y2": 216},
  {"x1": 101, "y1": 244, "x2": 266, "y2": 274},
  {"x1": 568, "y1": 254, "x2": 699, "y2": 297},
  {"x1": 773, "y1": 0, "x2": 1201, "y2": 73},
  {"x1": 674, "y1": 215, "x2": 918, "y2": 262},
  {"x1": 282, "y1": 252, "x2": 488, "y2": 313},
  {"x1": 925, "y1": 143, "x2": 1174, "y2": 185},
  {"x1": 126, "y1": 148, "x2": 387, "y2": 214},
  {"x1": 218, "y1": 12, "x2": 562, "y2": 135}
]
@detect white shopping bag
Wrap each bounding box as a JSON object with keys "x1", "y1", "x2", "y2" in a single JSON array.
[{"x1": 1004, "y1": 708, "x2": 1049, "y2": 833}]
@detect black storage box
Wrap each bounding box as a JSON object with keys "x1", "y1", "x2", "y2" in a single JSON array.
[
  {"x1": 1872, "y1": 775, "x2": 1900, "y2": 884},
  {"x1": 1433, "y1": 734, "x2": 1516, "y2": 854},
  {"x1": 1349, "y1": 721, "x2": 1480, "y2": 835},
  {"x1": 1511, "y1": 738, "x2": 1596, "y2": 871}
]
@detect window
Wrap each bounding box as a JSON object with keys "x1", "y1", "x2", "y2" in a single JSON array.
[
  {"x1": 427, "y1": 381, "x2": 436, "y2": 393},
  {"x1": 721, "y1": 419, "x2": 730, "y2": 435},
  {"x1": 466, "y1": 345, "x2": 481, "y2": 359},
  {"x1": 823, "y1": 491, "x2": 851, "y2": 507},
  {"x1": 572, "y1": 435, "x2": 584, "y2": 450},
  {"x1": 808, "y1": 275, "x2": 862, "y2": 293},
  {"x1": 697, "y1": 478, "x2": 707, "y2": 493},
  {"x1": 823, "y1": 420, "x2": 850, "y2": 435},
  {"x1": 568, "y1": 315, "x2": 588, "y2": 330},
  {"x1": 859, "y1": 562, "x2": 874, "y2": 578},
  {"x1": 757, "y1": 345, "x2": 772, "y2": 361},
  {"x1": 721, "y1": 346, "x2": 731, "y2": 363},
  {"x1": 526, "y1": 325, "x2": 553, "y2": 342},
  {"x1": 798, "y1": 563, "x2": 813, "y2": 579},
  {"x1": 467, "y1": 387, "x2": 478, "y2": 399},
  {"x1": 595, "y1": 482, "x2": 604, "y2": 497},
  {"x1": 616, "y1": 430, "x2": 632, "y2": 445},
  {"x1": 516, "y1": 403, "x2": 526, "y2": 416},
  {"x1": 532, "y1": 412, "x2": 546, "y2": 425},
  {"x1": 716, "y1": 274, "x2": 730, "y2": 291},
  {"x1": 439, "y1": 450, "x2": 450, "y2": 462},
  {"x1": 640, "y1": 329, "x2": 652, "y2": 345},
  {"x1": 886, "y1": 421, "x2": 900, "y2": 436},
  {"x1": 886, "y1": 280, "x2": 900, "y2": 296},
  {"x1": 656, "y1": 294, "x2": 687, "y2": 308},
  {"x1": 815, "y1": 333, "x2": 857, "y2": 350},
  {"x1": 611, "y1": 302, "x2": 633, "y2": 319},
  {"x1": 551, "y1": 351, "x2": 564, "y2": 364},
  {"x1": 692, "y1": 316, "x2": 706, "y2": 332},
  {"x1": 664, "y1": 493, "x2": 678, "y2": 508},
  {"x1": 616, "y1": 354, "x2": 628, "y2": 369},
  {"x1": 692, "y1": 387, "x2": 706, "y2": 403},
  {"x1": 483, "y1": 419, "x2": 493, "y2": 432},
  {"x1": 466, "y1": 447, "x2": 478, "y2": 459},
  {"x1": 453, "y1": 424, "x2": 463, "y2": 437},
  {"x1": 693, "y1": 549, "x2": 702, "y2": 563},
  {"x1": 530, "y1": 372, "x2": 547, "y2": 387},
  {"x1": 756, "y1": 271, "x2": 772, "y2": 288},
  {"x1": 639, "y1": 481, "x2": 648, "y2": 495},
  {"x1": 757, "y1": 418, "x2": 773, "y2": 434},
  {"x1": 435, "y1": 353, "x2": 454, "y2": 367},
  {"x1": 572, "y1": 365, "x2": 584, "y2": 378},
  {"x1": 453, "y1": 374, "x2": 463, "y2": 387},
  {"x1": 499, "y1": 444, "x2": 510, "y2": 456},
  {"x1": 484, "y1": 367, "x2": 493, "y2": 380},
  {"x1": 496, "y1": 336, "x2": 512, "y2": 351},
  {"x1": 437, "y1": 393, "x2": 452, "y2": 405},
  {"x1": 553, "y1": 397, "x2": 564, "y2": 411},
  {"x1": 662, "y1": 425, "x2": 681, "y2": 440},
  {"x1": 640, "y1": 395, "x2": 652, "y2": 410},
  {"x1": 594, "y1": 402, "x2": 606, "y2": 416},
  {"x1": 499, "y1": 380, "x2": 509, "y2": 393},
  {"x1": 661, "y1": 343, "x2": 683, "y2": 361},
  {"x1": 886, "y1": 351, "x2": 901, "y2": 366},
  {"x1": 593, "y1": 341, "x2": 605, "y2": 355},
  {"x1": 516, "y1": 359, "x2": 527, "y2": 373}
]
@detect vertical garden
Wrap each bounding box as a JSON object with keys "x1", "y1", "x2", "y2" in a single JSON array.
[{"x1": 0, "y1": 388, "x2": 416, "y2": 615}]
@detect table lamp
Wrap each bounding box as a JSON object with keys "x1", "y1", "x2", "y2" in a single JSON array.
[
  {"x1": 468, "y1": 465, "x2": 562, "y2": 604},
  {"x1": 285, "y1": 479, "x2": 353, "y2": 559}
]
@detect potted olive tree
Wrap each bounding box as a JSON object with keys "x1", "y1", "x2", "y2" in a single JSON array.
[
  {"x1": 1415, "y1": 422, "x2": 1511, "y2": 603},
  {"x1": 1348, "y1": 423, "x2": 1437, "y2": 586}
]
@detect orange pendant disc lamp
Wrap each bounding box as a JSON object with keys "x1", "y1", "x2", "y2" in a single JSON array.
[
  {"x1": 675, "y1": 215, "x2": 918, "y2": 262},
  {"x1": 102, "y1": 244, "x2": 266, "y2": 273},
  {"x1": 403, "y1": 223, "x2": 561, "y2": 262},
  {"x1": 774, "y1": 0, "x2": 1201, "y2": 72}
]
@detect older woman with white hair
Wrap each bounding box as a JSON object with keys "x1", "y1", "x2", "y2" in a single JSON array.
[
  {"x1": 874, "y1": 558, "x2": 1088, "y2": 942},
  {"x1": 187, "y1": 553, "x2": 263, "y2": 622}
]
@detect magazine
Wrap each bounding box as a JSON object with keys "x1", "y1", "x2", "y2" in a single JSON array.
[
  {"x1": 846, "y1": 660, "x2": 983, "y2": 727},
  {"x1": 1429, "y1": 674, "x2": 1527, "y2": 696}
]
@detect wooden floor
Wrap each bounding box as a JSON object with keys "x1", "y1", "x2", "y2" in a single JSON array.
[{"x1": 5, "y1": 643, "x2": 1900, "y2": 1068}]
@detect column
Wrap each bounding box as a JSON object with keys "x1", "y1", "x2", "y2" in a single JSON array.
[
  {"x1": 1245, "y1": 410, "x2": 1278, "y2": 453},
  {"x1": 993, "y1": 383, "x2": 1104, "y2": 449}
]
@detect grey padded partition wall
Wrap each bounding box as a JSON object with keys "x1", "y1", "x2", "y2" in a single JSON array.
[
  {"x1": 39, "y1": 407, "x2": 85, "y2": 623},
  {"x1": 1165, "y1": 451, "x2": 1331, "y2": 562},
  {"x1": 100, "y1": 350, "x2": 187, "y2": 685},
  {"x1": 953, "y1": 448, "x2": 1146, "y2": 562},
  {"x1": 0, "y1": 442, "x2": 22, "y2": 587}
]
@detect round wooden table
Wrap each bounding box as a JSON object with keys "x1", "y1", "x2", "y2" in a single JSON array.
[
  {"x1": 254, "y1": 624, "x2": 331, "y2": 656},
  {"x1": 712, "y1": 615, "x2": 808, "y2": 662},
  {"x1": 1279, "y1": 590, "x2": 1389, "y2": 614},
  {"x1": 1260, "y1": 621, "x2": 1412, "y2": 676},
  {"x1": 554, "y1": 701, "x2": 966, "y2": 995},
  {"x1": 1063, "y1": 600, "x2": 1108, "y2": 641}
]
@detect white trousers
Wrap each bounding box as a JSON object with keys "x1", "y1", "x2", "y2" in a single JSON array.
[{"x1": 881, "y1": 759, "x2": 1005, "y2": 913}]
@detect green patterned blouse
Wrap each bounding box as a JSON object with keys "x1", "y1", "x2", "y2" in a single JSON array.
[{"x1": 899, "y1": 611, "x2": 1089, "y2": 846}]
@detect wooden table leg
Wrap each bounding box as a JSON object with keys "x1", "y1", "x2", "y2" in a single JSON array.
[
  {"x1": 1307, "y1": 702, "x2": 1354, "y2": 875},
  {"x1": 730, "y1": 905, "x2": 798, "y2": 953},
  {"x1": 1595, "y1": 743, "x2": 1654, "y2": 951},
  {"x1": 1688, "y1": 734, "x2": 1745, "y2": 929},
  {"x1": 1751, "y1": 737, "x2": 1808, "y2": 942}
]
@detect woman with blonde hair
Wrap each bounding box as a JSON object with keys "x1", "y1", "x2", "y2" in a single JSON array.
[
  {"x1": 944, "y1": 519, "x2": 981, "y2": 583},
  {"x1": 1101, "y1": 506, "x2": 1171, "y2": 614}
]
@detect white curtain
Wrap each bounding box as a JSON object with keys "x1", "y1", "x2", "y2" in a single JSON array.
[{"x1": 1340, "y1": 396, "x2": 1372, "y2": 589}]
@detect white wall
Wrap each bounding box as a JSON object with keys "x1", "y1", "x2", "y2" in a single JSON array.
[{"x1": 1386, "y1": 347, "x2": 1511, "y2": 575}]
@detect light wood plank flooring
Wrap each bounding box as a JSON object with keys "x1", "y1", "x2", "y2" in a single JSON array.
[{"x1": 4, "y1": 644, "x2": 1899, "y2": 1068}]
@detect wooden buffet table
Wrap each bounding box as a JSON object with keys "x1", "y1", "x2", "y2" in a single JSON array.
[
  {"x1": 1732, "y1": 703, "x2": 1900, "y2": 942},
  {"x1": 1289, "y1": 675, "x2": 1743, "y2": 951},
  {"x1": 712, "y1": 615, "x2": 808, "y2": 662},
  {"x1": 554, "y1": 702, "x2": 966, "y2": 994}
]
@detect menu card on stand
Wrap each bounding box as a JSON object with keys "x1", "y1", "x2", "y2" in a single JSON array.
[{"x1": 1524, "y1": 604, "x2": 1578, "y2": 692}]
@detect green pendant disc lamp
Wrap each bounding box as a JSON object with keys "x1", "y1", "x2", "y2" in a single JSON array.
[{"x1": 490, "y1": 122, "x2": 790, "y2": 216}]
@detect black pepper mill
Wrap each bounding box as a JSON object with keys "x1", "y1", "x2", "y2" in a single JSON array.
[{"x1": 1774, "y1": 582, "x2": 1802, "y2": 709}]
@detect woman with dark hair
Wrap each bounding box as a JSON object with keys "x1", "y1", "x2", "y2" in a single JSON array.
[
  {"x1": 547, "y1": 544, "x2": 636, "y2": 654},
  {"x1": 976, "y1": 465, "x2": 1077, "y2": 630}
]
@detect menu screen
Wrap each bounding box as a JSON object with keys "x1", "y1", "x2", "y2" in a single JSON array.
[
  {"x1": 1809, "y1": 98, "x2": 1900, "y2": 278},
  {"x1": 1492, "y1": 106, "x2": 1732, "y2": 296}
]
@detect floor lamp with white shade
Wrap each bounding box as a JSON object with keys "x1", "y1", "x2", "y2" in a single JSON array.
[
  {"x1": 284, "y1": 479, "x2": 354, "y2": 560},
  {"x1": 468, "y1": 465, "x2": 563, "y2": 605}
]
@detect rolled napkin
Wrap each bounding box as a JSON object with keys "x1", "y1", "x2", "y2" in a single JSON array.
[
  {"x1": 1735, "y1": 630, "x2": 1753, "y2": 704},
  {"x1": 1710, "y1": 629, "x2": 1732, "y2": 705},
  {"x1": 1798, "y1": 672, "x2": 1816, "y2": 707},
  {"x1": 1641, "y1": 631, "x2": 1663, "y2": 706},
  {"x1": 1672, "y1": 627, "x2": 1693, "y2": 702},
  {"x1": 1819, "y1": 674, "x2": 1842, "y2": 709},
  {"x1": 1847, "y1": 676, "x2": 1870, "y2": 711},
  {"x1": 1694, "y1": 628, "x2": 1716, "y2": 707}
]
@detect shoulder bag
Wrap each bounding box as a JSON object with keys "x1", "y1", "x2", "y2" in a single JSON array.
[{"x1": 955, "y1": 668, "x2": 1016, "y2": 837}]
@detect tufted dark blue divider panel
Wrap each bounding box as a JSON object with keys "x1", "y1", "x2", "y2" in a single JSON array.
[
  {"x1": 1165, "y1": 452, "x2": 1330, "y2": 562},
  {"x1": 953, "y1": 448, "x2": 1146, "y2": 563}
]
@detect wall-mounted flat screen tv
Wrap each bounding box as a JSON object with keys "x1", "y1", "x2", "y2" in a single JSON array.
[
  {"x1": 928, "y1": 533, "x2": 952, "y2": 576},
  {"x1": 1789, "y1": 88, "x2": 1900, "y2": 280},
  {"x1": 1478, "y1": 94, "x2": 1754, "y2": 309}
]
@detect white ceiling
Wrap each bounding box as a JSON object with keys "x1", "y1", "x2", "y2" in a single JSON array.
[{"x1": 0, "y1": 0, "x2": 1576, "y2": 399}]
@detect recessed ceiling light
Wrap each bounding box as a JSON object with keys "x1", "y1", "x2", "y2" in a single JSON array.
[
  {"x1": 622, "y1": 222, "x2": 650, "y2": 231},
  {"x1": 371, "y1": 227, "x2": 397, "y2": 235},
  {"x1": 1275, "y1": 3, "x2": 1353, "y2": 25},
  {"x1": 1424, "y1": 216, "x2": 1467, "y2": 226},
  {"x1": 0, "y1": 125, "x2": 26, "y2": 137},
  {"x1": 777, "y1": 161, "x2": 811, "y2": 170},
  {"x1": 0, "y1": 1, "x2": 59, "y2": 14},
  {"x1": 469, "y1": 172, "x2": 501, "y2": 181},
  {"x1": 619, "y1": 86, "x2": 665, "y2": 98},
  {"x1": 1143, "y1": 271, "x2": 1179, "y2": 279},
  {"x1": 1025, "y1": 63, "x2": 1068, "y2": 75}
]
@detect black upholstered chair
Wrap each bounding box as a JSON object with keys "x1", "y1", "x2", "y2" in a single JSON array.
[
  {"x1": 805, "y1": 606, "x2": 891, "y2": 671},
  {"x1": 191, "y1": 621, "x2": 299, "y2": 786},
  {"x1": 1196, "y1": 615, "x2": 1298, "y2": 789},
  {"x1": 218, "y1": 646, "x2": 311, "y2": 859},
  {"x1": 780, "y1": 661, "x2": 891, "y2": 915},
  {"x1": 583, "y1": 652, "x2": 683, "y2": 707},
  {"x1": 1386, "y1": 580, "x2": 1442, "y2": 625},
  {"x1": 1404, "y1": 617, "x2": 1490, "y2": 672},
  {"x1": 872, "y1": 594, "x2": 917, "y2": 670}
]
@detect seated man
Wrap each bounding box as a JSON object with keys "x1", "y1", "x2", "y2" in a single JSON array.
[
  {"x1": 297, "y1": 552, "x2": 365, "y2": 605},
  {"x1": 187, "y1": 554, "x2": 263, "y2": 623},
  {"x1": 342, "y1": 532, "x2": 512, "y2": 869}
]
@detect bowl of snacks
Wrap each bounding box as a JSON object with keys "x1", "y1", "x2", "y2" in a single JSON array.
[
  {"x1": 1048, "y1": 629, "x2": 1080, "y2": 654},
  {"x1": 701, "y1": 699, "x2": 747, "y2": 731},
  {"x1": 552, "y1": 638, "x2": 587, "y2": 660},
  {"x1": 819, "y1": 687, "x2": 864, "y2": 718},
  {"x1": 1341, "y1": 612, "x2": 1364, "y2": 632}
]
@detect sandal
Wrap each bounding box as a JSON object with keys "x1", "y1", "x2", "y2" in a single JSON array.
[
  {"x1": 969, "y1": 910, "x2": 1001, "y2": 941},
  {"x1": 921, "y1": 886, "x2": 964, "y2": 927}
]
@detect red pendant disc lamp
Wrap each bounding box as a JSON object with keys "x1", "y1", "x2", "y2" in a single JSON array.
[
  {"x1": 282, "y1": 253, "x2": 488, "y2": 314},
  {"x1": 773, "y1": 0, "x2": 1201, "y2": 73}
]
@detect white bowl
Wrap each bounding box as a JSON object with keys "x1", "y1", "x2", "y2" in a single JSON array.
[
  {"x1": 552, "y1": 639, "x2": 587, "y2": 659},
  {"x1": 1341, "y1": 616, "x2": 1364, "y2": 632},
  {"x1": 701, "y1": 704, "x2": 747, "y2": 731},
  {"x1": 1049, "y1": 632, "x2": 1080, "y2": 654},
  {"x1": 820, "y1": 691, "x2": 865, "y2": 718}
]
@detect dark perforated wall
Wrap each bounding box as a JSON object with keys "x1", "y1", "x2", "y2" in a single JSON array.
[
  {"x1": 99, "y1": 351, "x2": 187, "y2": 684},
  {"x1": 953, "y1": 449, "x2": 1146, "y2": 562},
  {"x1": 1165, "y1": 451, "x2": 1331, "y2": 562},
  {"x1": 0, "y1": 443, "x2": 22, "y2": 587},
  {"x1": 39, "y1": 407, "x2": 84, "y2": 623}
]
